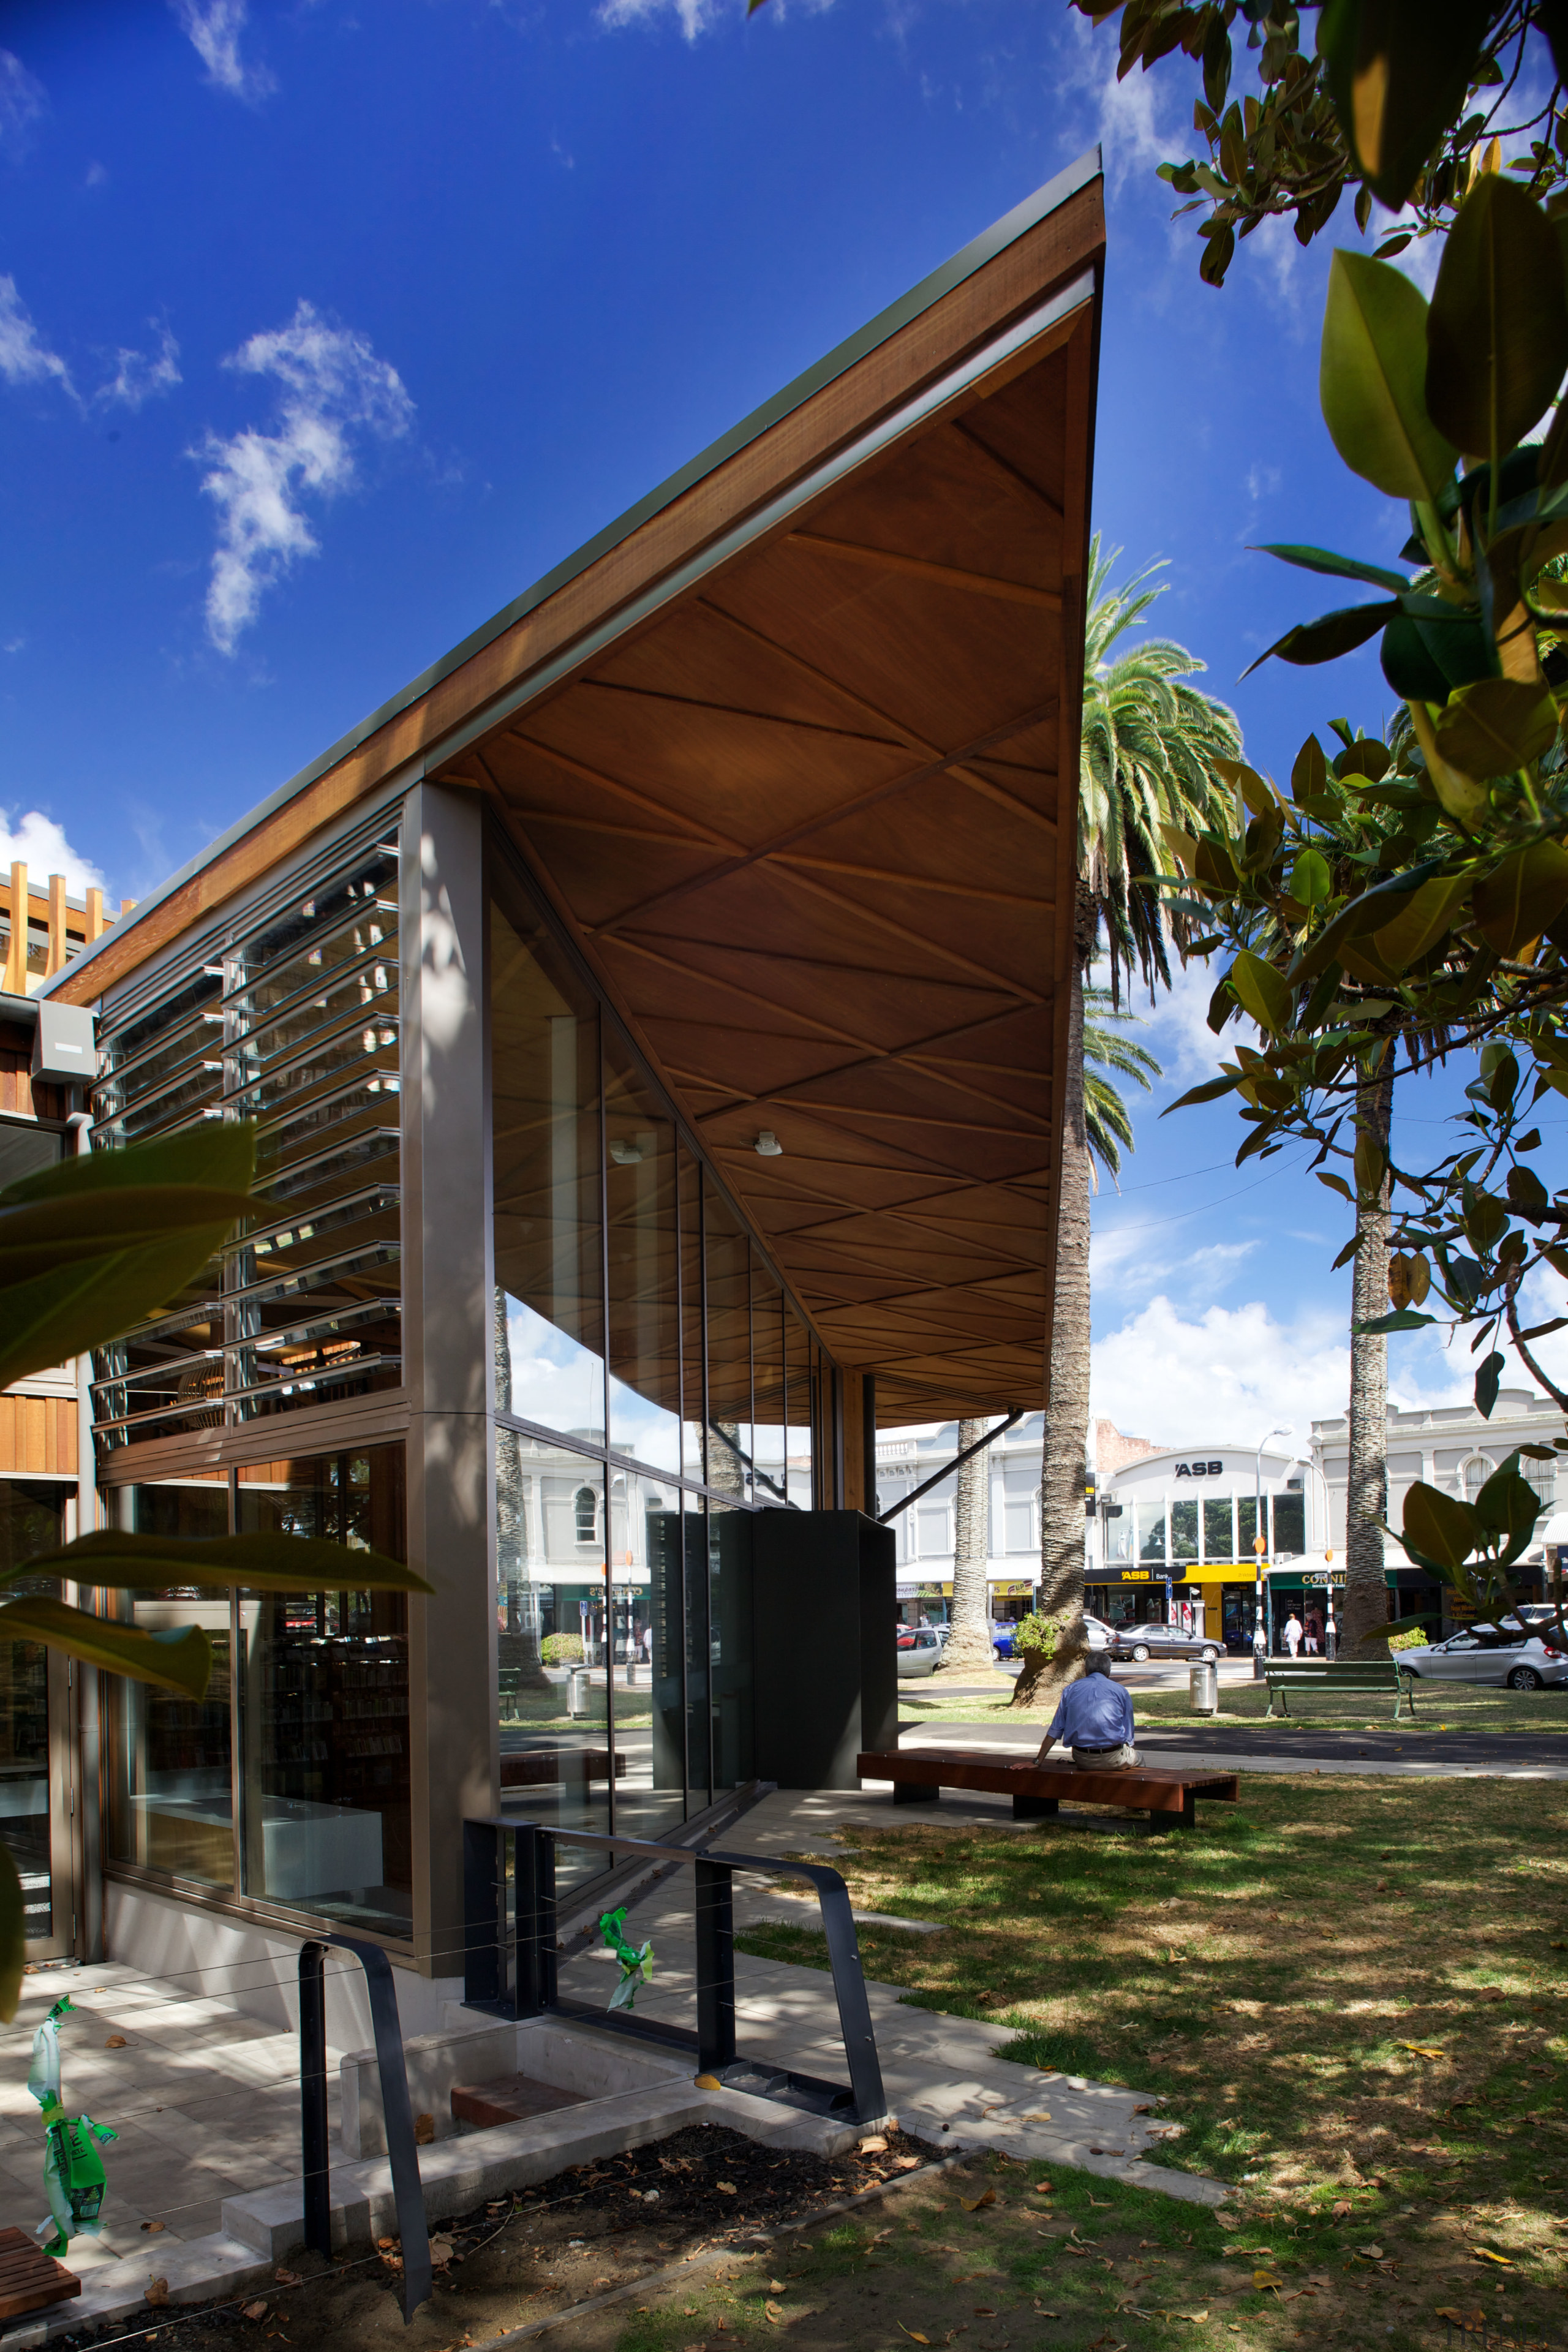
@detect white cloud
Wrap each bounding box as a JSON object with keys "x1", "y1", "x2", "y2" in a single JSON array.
[
  {"x1": 170, "y1": 0, "x2": 276, "y2": 102},
  {"x1": 0, "y1": 809, "x2": 110, "y2": 901},
  {"x1": 1129, "y1": 952, "x2": 1259, "y2": 1093},
  {"x1": 0, "y1": 276, "x2": 75, "y2": 402},
  {"x1": 0, "y1": 51, "x2": 45, "y2": 156},
  {"x1": 96, "y1": 325, "x2": 181, "y2": 411},
  {"x1": 597, "y1": 0, "x2": 725, "y2": 39},
  {"x1": 194, "y1": 301, "x2": 413, "y2": 653}
]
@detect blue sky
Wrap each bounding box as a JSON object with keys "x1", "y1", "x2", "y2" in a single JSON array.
[{"x1": 1, "y1": 0, "x2": 1559, "y2": 1450}]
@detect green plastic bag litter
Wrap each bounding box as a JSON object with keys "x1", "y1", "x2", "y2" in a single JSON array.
[
  {"x1": 27, "y1": 1996, "x2": 118, "y2": 2256},
  {"x1": 598, "y1": 1905, "x2": 653, "y2": 2013}
]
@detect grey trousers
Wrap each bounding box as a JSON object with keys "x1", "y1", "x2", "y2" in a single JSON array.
[{"x1": 1071, "y1": 1743, "x2": 1138, "y2": 1769}]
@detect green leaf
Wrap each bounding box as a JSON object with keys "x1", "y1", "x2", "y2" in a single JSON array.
[
  {"x1": 1475, "y1": 1349, "x2": 1506, "y2": 1420},
  {"x1": 0, "y1": 1595, "x2": 213, "y2": 1702},
  {"x1": 1161, "y1": 1072, "x2": 1243, "y2": 1115},
  {"x1": 1254, "y1": 543, "x2": 1411, "y2": 595},
  {"x1": 1434, "y1": 678, "x2": 1559, "y2": 779},
  {"x1": 1229, "y1": 951, "x2": 1293, "y2": 1036},
  {"x1": 0, "y1": 1126, "x2": 258, "y2": 1393},
  {"x1": 1291, "y1": 736, "x2": 1329, "y2": 802},
  {"x1": 1472, "y1": 1453, "x2": 1540, "y2": 1539},
  {"x1": 1287, "y1": 858, "x2": 1447, "y2": 984},
  {"x1": 1352, "y1": 1308, "x2": 1437, "y2": 1333},
  {"x1": 1379, "y1": 606, "x2": 1498, "y2": 700},
  {"x1": 1319, "y1": 0, "x2": 1493, "y2": 211},
  {"x1": 1320, "y1": 251, "x2": 1458, "y2": 503},
  {"x1": 1243, "y1": 598, "x2": 1399, "y2": 677},
  {"x1": 29, "y1": 1529, "x2": 437, "y2": 1597},
  {"x1": 1291, "y1": 848, "x2": 1333, "y2": 908},
  {"x1": 1371, "y1": 873, "x2": 1471, "y2": 970},
  {"x1": 1427, "y1": 173, "x2": 1568, "y2": 461},
  {"x1": 1472, "y1": 840, "x2": 1568, "y2": 959},
  {"x1": 0, "y1": 1844, "x2": 21, "y2": 2026},
  {"x1": 1403, "y1": 1479, "x2": 1483, "y2": 1572}
]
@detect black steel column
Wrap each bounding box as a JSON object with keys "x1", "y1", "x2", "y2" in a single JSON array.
[
  {"x1": 516, "y1": 1822, "x2": 557, "y2": 2016},
  {"x1": 298, "y1": 1942, "x2": 331, "y2": 2256},
  {"x1": 694, "y1": 1856, "x2": 735, "y2": 2075}
]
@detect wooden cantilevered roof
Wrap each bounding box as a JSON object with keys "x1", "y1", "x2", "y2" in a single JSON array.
[{"x1": 56, "y1": 154, "x2": 1104, "y2": 1427}]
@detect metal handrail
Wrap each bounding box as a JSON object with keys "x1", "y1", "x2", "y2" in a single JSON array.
[{"x1": 462, "y1": 1818, "x2": 886, "y2": 2127}]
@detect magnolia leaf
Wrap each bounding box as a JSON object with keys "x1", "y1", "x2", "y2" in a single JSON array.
[
  {"x1": 0, "y1": 1843, "x2": 22, "y2": 2026},
  {"x1": 1214, "y1": 759, "x2": 1278, "y2": 819},
  {"x1": 1427, "y1": 173, "x2": 1568, "y2": 459},
  {"x1": 1353, "y1": 1308, "x2": 1436, "y2": 1333},
  {"x1": 1472, "y1": 840, "x2": 1568, "y2": 959},
  {"x1": 1321, "y1": 251, "x2": 1458, "y2": 503},
  {"x1": 1371, "y1": 873, "x2": 1470, "y2": 970},
  {"x1": 1319, "y1": 0, "x2": 1493, "y2": 210},
  {"x1": 1161, "y1": 1072, "x2": 1243, "y2": 1115},
  {"x1": 1291, "y1": 848, "x2": 1333, "y2": 907},
  {"x1": 1434, "y1": 679, "x2": 1558, "y2": 780},
  {"x1": 1408, "y1": 1253, "x2": 1431, "y2": 1305},
  {"x1": 1335, "y1": 737, "x2": 1393, "y2": 782},
  {"x1": 1291, "y1": 735, "x2": 1329, "y2": 801},
  {"x1": 1407, "y1": 701, "x2": 1489, "y2": 825},
  {"x1": 1353, "y1": 1129, "x2": 1386, "y2": 1200},
  {"x1": 1254, "y1": 543, "x2": 1410, "y2": 594},
  {"x1": 1472, "y1": 1457, "x2": 1540, "y2": 1541},
  {"x1": 1243, "y1": 598, "x2": 1400, "y2": 677},
  {"x1": 0, "y1": 1596, "x2": 213, "y2": 1702},
  {"x1": 1403, "y1": 1479, "x2": 1483, "y2": 1571},
  {"x1": 1476, "y1": 1348, "x2": 1505, "y2": 1419},
  {"x1": 1387, "y1": 1251, "x2": 1415, "y2": 1308},
  {"x1": 1229, "y1": 951, "x2": 1292, "y2": 1036},
  {"x1": 1380, "y1": 606, "x2": 1498, "y2": 702},
  {"x1": 30, "y1": 1529, "x2": 435, "y2": 1597}
]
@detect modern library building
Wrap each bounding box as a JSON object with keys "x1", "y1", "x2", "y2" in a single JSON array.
[{"x1": 4, "y1": 154, "x2": 1103, "y2": 2011}]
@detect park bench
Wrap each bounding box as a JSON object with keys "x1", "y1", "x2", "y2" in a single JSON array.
[
  {"x1": 1264, "y1": 1658, "x2": 1417, "y2": 1722},
  {"x1": 856, "y1": 1746, "x2": 1238, "y2": 1831}
]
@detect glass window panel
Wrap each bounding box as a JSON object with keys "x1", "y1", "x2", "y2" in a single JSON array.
[
  {"x1": 605, "y1": 1038, "x2": 680, "y2": 1475},
  {"x1": 708, "y1": 1499, "x2": 753, "y2": 1791},
  {"x1": 679, "y1": 1148, "x2": 704, "y2": 1487},
  {"x1": 494, "y1": 1430, "x2": 611, "y2": 1897},
  {"x1": 610, "y1": 1473, "x2": 685, "y2": 1843},
  {"x1": 1104, "y1": 1502, "x2": 1133, "y2": 1562},
  {"x1": 1137, "y1": 1501, "x2": 1167, "y2": 1563},
  {"x1": 1169, "y1": 1499, "x2": 1199, "y2": 1562},
  {"x1": 0, "y1": 1483, "x2": 66, "y2": 1941},
  {"x1": 107, "y1": 1475, "x2": 233, "y2": 1888},
  {"x1": 704, "y1": 1194, "x2": 750, "y2": 1499},
  {"x1": 1273, "y1": 1491, "x2": 1306, "y2": 1556},
  {"x1": 750, "y1": 1264, "x2": 787, "y2": 1509},
  {"x1": 1237, "y1": 1495, "x2": 1262, "y2": 1558},
  {"x1": 1202, "y1": 1498, "x2": 1234, "y2": 1564},
  {"x1": 235, "y1": 1446, "x2": 410, "y2": 1935},
  {"x1": 785, "y1": 1311, "x2": 813, "y2": 1509},
  {"x1": 0, "y1": 1126, "x2": 61, "y2": 1191},
  {"x1": 683, "y1": 1503, "x2": 710, "y2": 1811},
  {"x1": 491, "y1": 882, "x2": 605, "y2": 1446}
]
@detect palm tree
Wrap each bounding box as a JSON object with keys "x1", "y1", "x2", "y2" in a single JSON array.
[
  {"x1": 1014, "y1": 540, "x2": 1242, "y2": 1711},
  {"x1": 1083, "y1": 989, "x2": 1161, "y2": 1188}
]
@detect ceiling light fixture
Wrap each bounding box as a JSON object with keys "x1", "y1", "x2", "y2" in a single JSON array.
[
  {"x1": 609, "y1": 1140, "x2": 644, "y2": 1166},
  {"x1": 754, "y1": 1129, "x2": 783, "y2": 1156}
]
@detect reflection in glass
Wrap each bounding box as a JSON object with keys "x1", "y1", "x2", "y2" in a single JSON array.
[
  {"x1": 1237, "y1": 1496, "x2": 1263, "y2": 1558},
  {"x1": 709, "y1": 1501, "x2": 753, "y2": 1790},
  {"x1": 785, "y1": 1311, "x2": 813, "y2": 1509},
  {"x1": 0, "y1": 1483, "x2": 65, "y2": 1939},
  {"x1": 750, "y1": 1265, "x2": 788, "y2": 1509},
  {"x1": 491, "y1": 880, "x2": 605, "y2": 1444},
  {"x1": 107, "y1": 1476, "x2": 233, "y2": 1887},
  {"x1": 1273, "y1": 1491, "x2": 1306, "y2": 1556},
  {"x1": 1203, "y1": 1498, "x2": 1234, "y2": 1564},
  {"x1": 605, "y1": 1039, "x2": 680, "y2": 1474},
  {"x1": 705, "y1": 1193, "x2": 750, "y2": 1499},
  {"x1": 1105, "y1": 1504, "x2": 1134, "y2": 1563},
  {"x1": 684, "y1": 1504, "x2": 710, "y2": 1810},
  {"x1": 1137, "y1": 1502, "x2": 1167, "y2": 1564},
  {"x1": 679, "y1": 1147, "x2": 704, "y2": 1486},
  {"x1": 235, "y1": 1447, "x2": 410, "y2": 1934},
  {"x1": 1169, "y1": 1499, "x2": 1199, "y2": 1562},
  {"x1": 612, "y1": 1476, "x2": 685, "y2": 1842}
]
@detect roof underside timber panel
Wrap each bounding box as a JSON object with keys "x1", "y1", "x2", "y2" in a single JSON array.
[{"x1": 458, "y1": 279, "x2": 1098, "y2": 1423}]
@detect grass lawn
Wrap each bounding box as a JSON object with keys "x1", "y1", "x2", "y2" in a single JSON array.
[
  {"x1": 897, "y1": 1681, "x2": 1568, "y2": 1737},
  {"x1": 702, "y1": 1770, "x2": 1568, "y2": 2351}
]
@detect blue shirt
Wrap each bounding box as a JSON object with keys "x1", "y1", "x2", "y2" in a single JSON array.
[{"x1": 1046, "y1": 1674, "x2": 1134, "y2": 1751}]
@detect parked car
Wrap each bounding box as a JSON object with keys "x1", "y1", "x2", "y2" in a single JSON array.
[
  {"x1": 896, "y1": 1626, "x2": 943, "y2": 1678},
  {"x1": 1083, "y1": 1613, "x2": 1114, "y2": 1653},
  {"x1": 992, "y1": 1621, "x2": 1017, "y2": 1660},
  {"x1": 1397, "y1": 1627, "x2": 1568, "y2": 1691},
  {"x1": 1109, "y1": 1620, "x2": 1221, "y2": 1664}
]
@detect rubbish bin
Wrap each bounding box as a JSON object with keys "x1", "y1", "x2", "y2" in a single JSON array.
[
  {"x1": 567, "y1": 1665, "x2": 591, "y2": 1719},
  {"x1": 1188, "y1": 1659, "x2": 1218, "y2": 1716}
]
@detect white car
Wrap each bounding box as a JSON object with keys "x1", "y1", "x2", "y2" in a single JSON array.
[{"x1": 1398, "y1": 1627, "x2": 1568, "y2": 1692}]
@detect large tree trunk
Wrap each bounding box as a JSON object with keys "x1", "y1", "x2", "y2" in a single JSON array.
[
  {"x1": 1013, "y1": 954, "x2": 1092, "y2": 1709},
  {"x1": 1343, "y1": 1060, "x2": 1394, "y2": 1654},
  {"x1": 943, "y1": 1417, "x2": 995, "y2": 1673}
]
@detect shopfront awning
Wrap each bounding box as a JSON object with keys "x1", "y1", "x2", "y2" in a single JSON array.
[{"x1": 53, "y1": 157, "x2": 1104, "y2": 1428}]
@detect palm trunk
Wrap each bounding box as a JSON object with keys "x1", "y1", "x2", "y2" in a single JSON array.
[
  {"x1": 943, "y1": 1418, "x2": 995, "y2": 1673},
  {"x1": 1343, "y1": 1061, "x2": 1394, "y2": 1654},
  {"x1": 1013, "y1": 955, "x2": 1091, "y2": 1709}
]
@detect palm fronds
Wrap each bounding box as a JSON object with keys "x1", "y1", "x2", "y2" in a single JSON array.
[{"x1": 1083, "y1": 986, "x2": 1160, "y2": 1188}]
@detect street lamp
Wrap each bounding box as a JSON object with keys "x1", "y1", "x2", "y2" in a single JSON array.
[{"x1": 1254, "y1": 1425, "x2": 1292, "y2": 1679}]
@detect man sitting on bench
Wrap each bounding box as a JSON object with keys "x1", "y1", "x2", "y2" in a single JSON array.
[{"x1": 1035, "y1": 1651, "x2": 1139, "y2": 1770}]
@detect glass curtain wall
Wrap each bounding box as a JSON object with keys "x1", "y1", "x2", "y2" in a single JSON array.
[
  {"x1": 0, "y1": 1483, "x2": 67, "y2": 1942},
  {"x1": 488, "y1": 844, "x2": 816, "y2": 1871}
]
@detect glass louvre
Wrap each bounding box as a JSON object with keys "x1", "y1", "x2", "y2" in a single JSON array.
[
  {"x1": 491, "y1": 886, "x2": 605, "y2": 1446},
  {"x1": 785, "y1": 1311, "x2": 813, "y2": 1508},
  {"x1": 105, "y1": 1475, "x2": 234, "y2": 1887},
  {"x1": 605, "y1": 1039, "x2": 680, "y2": 1476},
  {"x1": 235, "y1": 1446, "x2": 410, "y2": 1934},
  {"x1": 1203, "y1": 1498, "x2": 1235, "y2": 1564},
  {"x1": 751, "y1": 1265, "x2": 788, "y2": 1509},
  {"x1": 705, "y1": 1194, "x2": 751, "y2": 1501},
  {"x1": 91, "y1": 837, "x2": 400, "y2": 1453}
]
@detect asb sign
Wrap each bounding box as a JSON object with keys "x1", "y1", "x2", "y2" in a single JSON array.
[{"x1": 1174, "y1": 1460, "x2": 1223, "y2": 1478}]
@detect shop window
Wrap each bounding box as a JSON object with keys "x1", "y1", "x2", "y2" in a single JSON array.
[
  {"x1": 575, "y1": 1485, "x2": 599, "y2": 1544},
  {"x1": 1137, "y1": 1501, "x2": 1167, "y2": 1562},
  {"x1": 1202, "y1": 1498, "x2": 1234, "y2": 1563},
  {"x1": 1169, "y1": 1499, "x2": 1199, "y2": 1562},
  {"x1": 1461, "y1": 1457, "x2": 1493, "y2": 1501}
]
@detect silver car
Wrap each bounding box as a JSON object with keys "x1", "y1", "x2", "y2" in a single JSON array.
[
  {"x1": 896, "y1": 1626, "x2": 943, "y2": 1678},
  {"x1": 1400, "y1": 1627, "x2": 1568, "y2": 1692}
]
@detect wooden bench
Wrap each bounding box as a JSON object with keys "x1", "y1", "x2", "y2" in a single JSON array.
[
  {"x1": 856, "y1": 1747, "x2": 1238, "y2": 1831},
  {"x1": 1264, "y1": 1659, "x2": 1417, "y2": 1722}
]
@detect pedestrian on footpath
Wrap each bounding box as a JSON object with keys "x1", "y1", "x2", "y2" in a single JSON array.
[{"x1": 1283, "y1": 1610, "x2": 1303, "y2": 1657}]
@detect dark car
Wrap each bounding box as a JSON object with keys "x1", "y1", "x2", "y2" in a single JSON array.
[{"x1": 1109, "y1": 1620, "x2": 1220, "y2": 1664}]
